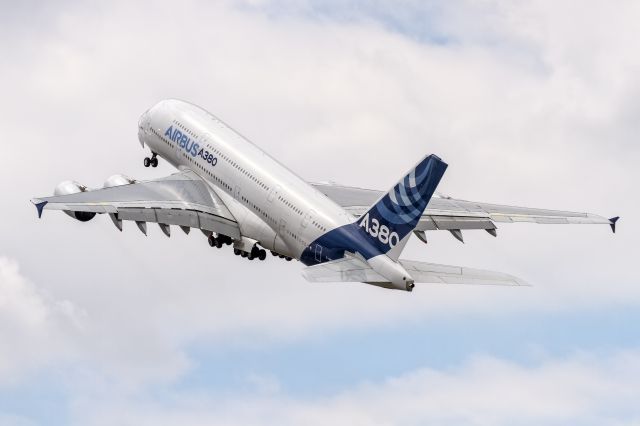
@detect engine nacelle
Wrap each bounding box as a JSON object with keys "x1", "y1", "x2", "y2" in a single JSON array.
[
  {"x1": 54, "y1": 180, "x2": 96, "y2": 222},
  {"x1": 103, "y1": 174, "x2": 135, "y2": 188}
]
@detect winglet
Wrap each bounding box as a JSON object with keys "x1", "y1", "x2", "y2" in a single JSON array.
[
  {"x1": 33, "y1": 200, "x2": 48, "y2": 218},
  {"x1": 609, "y1": 216, "x2": 620, "y2": 233}
]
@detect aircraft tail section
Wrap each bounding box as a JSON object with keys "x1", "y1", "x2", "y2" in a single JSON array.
[{"x1": 354, "y1": 154, "x2": 447, "y2": 259}]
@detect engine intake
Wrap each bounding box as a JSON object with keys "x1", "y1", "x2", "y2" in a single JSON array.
[{"x1": 54, "y1": 180, "x2": 96, "y2": 222}]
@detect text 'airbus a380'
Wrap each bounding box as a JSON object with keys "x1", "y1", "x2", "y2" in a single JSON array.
[{"x1": 32, "y1": 100, "x2": 619, "y2": 291}]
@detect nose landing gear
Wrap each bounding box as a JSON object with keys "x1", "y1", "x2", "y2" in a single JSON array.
[{"x1": 144, "y1": 153, "x2": 158, "y2": 168}]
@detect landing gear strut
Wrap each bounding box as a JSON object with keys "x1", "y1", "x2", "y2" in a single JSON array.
[{"x1": 144, "y1": 153, "x2": 158, "y2": 168}]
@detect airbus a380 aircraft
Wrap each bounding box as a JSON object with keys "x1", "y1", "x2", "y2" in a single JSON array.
[{"x1": 32, "y1": 100, "x2": 619, "y2": 291}]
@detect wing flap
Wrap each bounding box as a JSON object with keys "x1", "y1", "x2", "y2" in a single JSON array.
[{"x1": 418, "y1": 215, "x2": 496, "y2": 231}]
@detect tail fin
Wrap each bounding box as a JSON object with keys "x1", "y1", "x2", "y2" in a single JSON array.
[{"x1": 354, "y1": 154, "x2": 447, "y2": 259}]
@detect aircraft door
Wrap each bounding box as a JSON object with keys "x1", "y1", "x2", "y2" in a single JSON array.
[
  {"x1": 234, "y1": 185, "x2": 241, "y2": 201},
  {"x1": 315, "y1": 244, "x2": 322, "y2": 262}
]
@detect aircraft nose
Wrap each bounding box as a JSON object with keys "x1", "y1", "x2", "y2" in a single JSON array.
[
  {"x1": 138, "y1": 110, "x2": 150, "y2": 148},
  {"x1": 138, "y1": 110, "x2": 149, "y2": 128}
]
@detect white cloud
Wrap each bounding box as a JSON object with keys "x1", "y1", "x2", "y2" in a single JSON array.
[
  {"x1": 0, "y1": 256, "x2": 82, "y2": 385},
  {"x1": 70, "y1": 350, "x2": 640, "y2": 426}
]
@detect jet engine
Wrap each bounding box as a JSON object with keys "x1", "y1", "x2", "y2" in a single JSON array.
[
  {"x1": 54, "y1": 180, "x2": 96, "y2": 222},
  {"x1": 103, "y1": 174, "x2": 136, "y2": 188}
]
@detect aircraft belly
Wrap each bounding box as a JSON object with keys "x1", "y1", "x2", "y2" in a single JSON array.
[{"x1": 206, "y1": 178, "x2": 278, "y2": 250}]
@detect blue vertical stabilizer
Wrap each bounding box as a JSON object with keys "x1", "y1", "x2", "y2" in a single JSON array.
[{"x1": 353, "y1": 154, "x2": 448, "y2": 257}]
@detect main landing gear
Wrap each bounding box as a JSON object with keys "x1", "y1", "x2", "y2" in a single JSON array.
[
  {"x1": 207, "y1": 231, "x2": 267, "y2": 261},
  {"x1": 208, "y1": 234, "x2": 233, "y2": 249},
  {"x1": 271, "y1": 251, "x2": 292, "y2": 261},
  {"x1": 234, "y1": 245, "x2": 267, "y2": 261},
  {"x1": 144, "y1": 153, "x2": 158, "y2": 168}
]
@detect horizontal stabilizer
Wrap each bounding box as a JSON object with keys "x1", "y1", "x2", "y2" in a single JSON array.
[
  {"x1": 302, "y1": 256, "x2": 528, "y2": 289},
  {"x1": 400, "y1": 259, "x2": 528, "y2": 286}
]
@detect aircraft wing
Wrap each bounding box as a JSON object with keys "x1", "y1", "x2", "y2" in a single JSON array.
[
  {"x1": 311, "y1": 182, "x2": 618, "y2": 235},
  {"x1": 302, "y1": 256, "x2": 528, "y2": 288},
  {"x1": 32, "y1": 170, "x2": 240, "y2": 238}
]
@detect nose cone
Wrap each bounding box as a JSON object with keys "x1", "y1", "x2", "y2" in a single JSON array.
[
  {"x1": 138, "y1": 111, "x2": 147, "y2": 130},
  {"x1": 138, "y1": 110, "x2": 150, "y2": 148},
  {"x1": 139, "y1": 109, "x2": 147, "y2": 124}
]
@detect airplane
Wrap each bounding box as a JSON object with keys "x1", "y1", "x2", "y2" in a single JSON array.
[{"x1": 31, "y1": 99, "x2": 619, "y2": 292}]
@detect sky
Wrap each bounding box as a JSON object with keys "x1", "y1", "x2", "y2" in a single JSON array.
[{"x1": 0, "y1": 0, "x2": 639, "y2": 424}]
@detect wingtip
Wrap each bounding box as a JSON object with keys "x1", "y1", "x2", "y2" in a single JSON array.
[
  {"x1": 609, "y1": 216, "x2": 620, "y2": 233},
  {"x1": 32, "y1": 200, "x2": 48, "y2": 218}
]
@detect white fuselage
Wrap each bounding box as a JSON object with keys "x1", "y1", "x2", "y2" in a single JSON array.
[{"x1": 138, "y1": 99, "x2": 353, "y2": 261}]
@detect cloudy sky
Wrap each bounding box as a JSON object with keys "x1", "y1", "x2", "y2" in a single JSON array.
[{"x1": 1, "y1": 0, "x2": 639, "y2": 424}]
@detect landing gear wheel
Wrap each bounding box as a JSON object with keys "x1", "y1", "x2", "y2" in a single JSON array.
[
  {"x1": 234, "y1": 248, "x2": 241, "y2": 256},
  {"x1": 143, "y1": 157, "x2": 151, "y2": 167},
  {"x1": 258, "y1": 250, "x2": 266, "y2": 261},
  {"x1": 208, "y1": 235, "x2": 215, "y2": 247},
  {"x1": 151, "y1": 157, "x2": 158, "y2": 167},
  {"x1": 215, "y1": 239, "x2": 223, "y2": 249}
]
